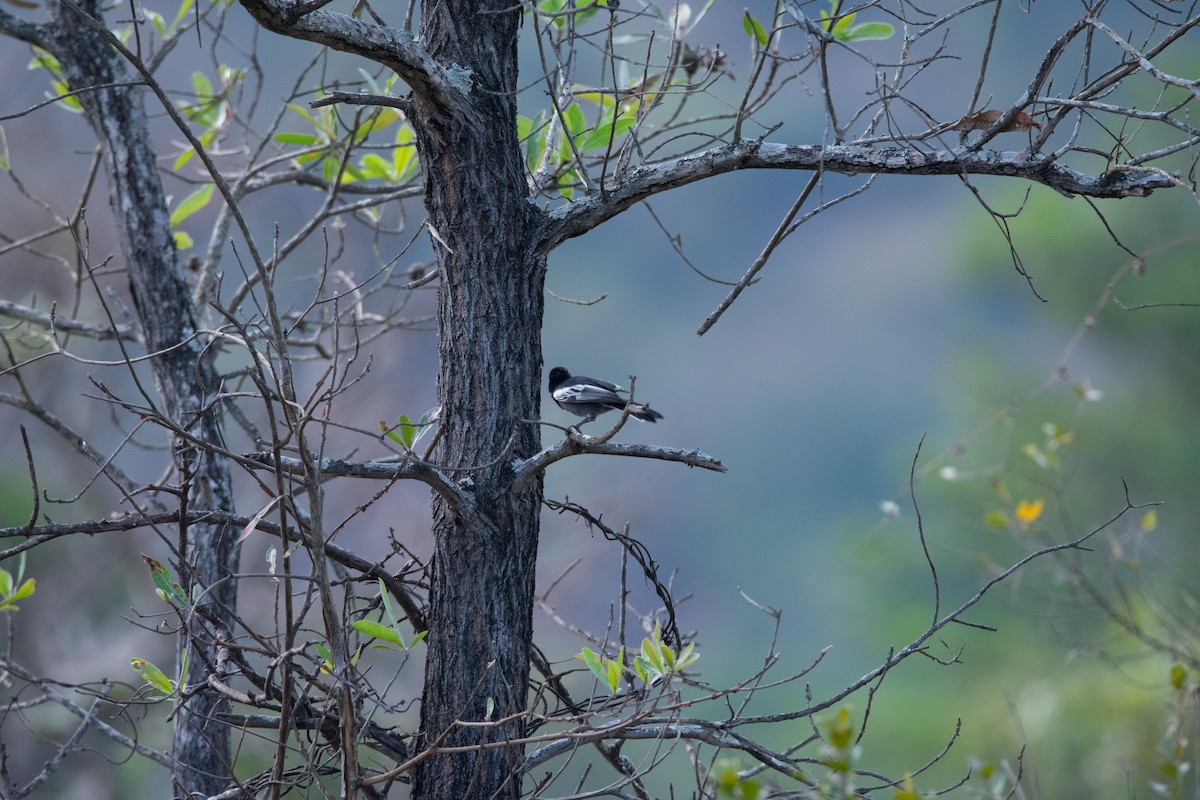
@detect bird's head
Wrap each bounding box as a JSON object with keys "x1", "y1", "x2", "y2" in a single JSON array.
[{"x1": 548, "y1": 366, "x2": 570, "y2": 390}]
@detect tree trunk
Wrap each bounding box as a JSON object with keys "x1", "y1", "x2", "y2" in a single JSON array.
[
  {"x1": 48, "y1": 3, "x2": 238, "y2": 796},
  {"x1": 410, "y1": 0, "x2": 547, "y2": 798}
]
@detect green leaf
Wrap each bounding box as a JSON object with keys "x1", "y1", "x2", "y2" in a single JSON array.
[
  {"x1": 984, "y1": 510, "x2": 1008, "y2": 527},
  {"x1": 398, "y1": 414, "x2": 417, "y2": 450},
  {"x1": 9, "y1": 578, "x2": 35, "y2": 604},
  {"x1": 660, "y1": 642, "x2": 675, "y2": 670},
  {"x1": 354, "y1": 107, "x2": 400, "y2": 142},
  {"x1": 322, "y1": 154, "x2": 339, "y2": 184},
  {"x1": 833, "y1": 10, "x2": 856, "y2": 35},
  {"x1": 275, "y1": 132, "x2": 319, "y2": 145},
  {"x1": 142, "y1": 555, "x2": 173, "y2": 596},
  {"x1": 516, "y1": 115, "x2": 534, "y2": 141},
  {"x1": 537, "y1": 0, "x2": 567, "y2": 26},
  {"x1": 130, "y1": 658, "x2": 175, "y2": 694},
  {"x1": 577, "y1": 116, "x2": 636, "y2": 152},
  {"x1": 27, "y1": 50, "x2": 62, "y2": 74},
  {"x1": 604, "y1": 659, "x2": 622, "y2": 693},
  {"x1": 675, "y1": 641, "x2": 699, "y2": 670},
  {"x1": 1170, "y1": 663, "x2": 1187, "y2": 689},
  {"x1": 313, "y1": 642, "x2": 335, "y2": 673},
  {"x1": 742, "y1": 11, "x2": 768, "y2": 47},
  {"x1": 360, "y1": 153, "x2": 393, "y2": 180},
  {"x1": 394, "y1": 125, "x2": 419, "y2": 182},
  {"x1": 571, "y1": 87, "x2": 617, "y2": 112},
  {"x1": 50, "y1": 80, "x2": 83, "y2": 113},
  {"x1": 577, "y1": 647, "x2": 606, "y2": 682},
  {"x1": 170, "y1": 183, "x2": 214, "y2": 227},
  {"x1": 0, "y1": 568, "x2": 11, "y2": 598},
  {"x1": 146, "y1": 10, "x2": 165, "y2": 35},
  {"x1": 839, "y1": 21, "x2": 894, "y2": 42},
  {"x1": 191, "y1": 72, "x2": 214, "y2": 103},
  {"x1": 557, "y1": 172, "x2": 576, "y2": 200},
  {"x1": 352, "y1": 619, "x2": 404, "y2": 647},
  {"x1": 563, "y1": 103, "x2": 587, "y2": 138},
  {"x1": 376, "y1": 579, "x2": 399, "y2": 627},
  {"x1": 173, "y1": 231, "x2": 195, "y2": 251},
  {"x1": 173, "y1": 130, "x2": 214, "y2": 171},
  {"x1": 286, "y1": 102, "x2": 318, "y2": 127},
  {"x1": 169, "y1": 0, "x2": 196, "y2": 33},
  {"x1": 641, "y1": 636, "x2": 664, "y2": 673},
  {"x1": 142, "y1": 554, "x2": 188, "y2": 607}
]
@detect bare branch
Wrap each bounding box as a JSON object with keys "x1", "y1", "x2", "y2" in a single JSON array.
[
  {"x1": 516, "y1": 436, "x2": 727, "y2": 485},
  {"x1": 0, "y1": 657, "x2": 173, "y2": 770},
  {"x1": 0, "y1": 299, "x2": 141, "y2": 343},
  {"x1": 543, "y1": 140, "x2": 1178, "y2": 249},
  {"x1": 242, "y1": 451, "x2": 469, "y2": 508}
]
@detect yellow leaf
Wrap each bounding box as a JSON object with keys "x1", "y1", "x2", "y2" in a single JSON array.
[
  {"x1": 892, "y1": 773, "x2": 919, "y2": 800},
  {"x1": 1141, "y1": 510, "x2": 1157, "y2": 532},
  {"x1": 1015, "y1": 498, "x2": 1044, "y2": 525}
]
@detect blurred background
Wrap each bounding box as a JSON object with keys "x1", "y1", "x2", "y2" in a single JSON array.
[{"x1": 0, "y1": 0, "x2": 1197, "y2": 797}]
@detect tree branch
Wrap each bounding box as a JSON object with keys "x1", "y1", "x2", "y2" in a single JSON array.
[
  {"x1": 543, "y1": 140, "x2": 1179, "y2": 249},
  {"x1": 235, "y1": 0, "x2": 471, "y2": 105},
  {"x1": 516, "y1": 436, "x2": 727, "y2": 486},
  {"x1": 0, "y1": 7, "x2": 48, "y2": 48},
  {"x1": 242, "y1": 451, "x2": 469, "y2": 509},
  {"x1": 0, "y1": 298, "x2": 142, "y2": 343}
]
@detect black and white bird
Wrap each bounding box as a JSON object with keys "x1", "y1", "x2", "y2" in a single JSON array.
[{"x1": 548, "y1": 366, "x2": 664, "y2": 424}]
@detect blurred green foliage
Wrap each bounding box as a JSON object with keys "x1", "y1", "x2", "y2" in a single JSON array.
[{"x1": 842, "y1": 178, "x2": 1200, "y2": 797}]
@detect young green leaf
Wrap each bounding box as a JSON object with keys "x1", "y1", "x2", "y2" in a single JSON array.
[
  {"x1": 8, "y1": 578, "x2": 35, "y2": 604},
  {"x1": 169, "y1": 183, "x2": 214, "y2": 227},
  {"x1": 742, "y1": 11, "x2": 768, "y2": 47},
  {"x1": 130, "y1": 658, "x2": 175, "y2": 694},
  {"x1": 353, "y1": 619, "x2": 405, "y2": 647},
  {"x1": 563, "y1": 103, "x2": 587, "y2": 140},
  {"x1": 168, "y1": 0, "x2": 196, "y2": 33},
  {"x1": 838, "y1": 21, "x2": 894, "y2": 42},
  {"x1": 577, "y1": 116, "x2": 636, "y2": 152},
  {"x1": 191, "y1": 71, "x2": 214, "y2": 102},
  {"x1": 314, "y1": 642, "x2": 335, "y2": 674},
  {"x1": 275, "y1": 132, "x2": 319, "y2": 146},
  {"x1": 393, "y1": 125, "x2": 419, "y2": 182},
  {"x1": 604, "y1": 658, "x2": 622, "y2": 693},
  {"x1": 141, "y1": 554, "x2": 188, "y2": 607},
  {"x1": 398, "y1": 414, "x2": 417, "y2": 450},
  {"x1": 360, "y1": 153, "x2": 393, "y2": 180},
  {"x1": 577, "y1": 647, "x2": 605, "y2": 680}
]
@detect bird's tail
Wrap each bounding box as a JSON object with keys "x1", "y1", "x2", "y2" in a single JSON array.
[{"x1": 628, "y1": 403, "x2": 664, "y2": 423}]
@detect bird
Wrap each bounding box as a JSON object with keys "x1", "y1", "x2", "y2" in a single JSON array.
[{"x1": 547, "y1": 366, "x2": 664, "y2": 424}]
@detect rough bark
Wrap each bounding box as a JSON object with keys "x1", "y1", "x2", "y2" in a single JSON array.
[
  {"x1": 47, "y1": 2, "x2": 238, "y2": 796},
  {"x1": 408, "y1": 0, "x2": 547, "y2": 798}
]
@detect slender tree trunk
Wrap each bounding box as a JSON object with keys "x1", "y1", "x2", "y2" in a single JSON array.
[
  {"x1": 410, "y1": 0, "x2": 547, "y2": 798},
  {"x1": 49, "y1": 3, "x2": 238, "y2": 796}
]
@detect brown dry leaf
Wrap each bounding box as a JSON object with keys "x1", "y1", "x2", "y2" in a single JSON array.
[{"x1": 951, "y1": 109, "x2": 1042, "y2": 132}]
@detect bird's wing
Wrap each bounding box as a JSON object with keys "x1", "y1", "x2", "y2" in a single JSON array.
[{"x1": 553, "y1": 382, "x2": 624, "y2": 404}]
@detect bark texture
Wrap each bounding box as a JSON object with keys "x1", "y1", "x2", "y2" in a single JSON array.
[
  {"x1": 48, "y1": 3, "x2": 238, "y2": 796},
  {"x1": 409, "y1": 0, "x2": 548, "y2": 798}
]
